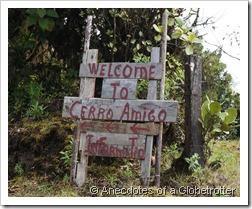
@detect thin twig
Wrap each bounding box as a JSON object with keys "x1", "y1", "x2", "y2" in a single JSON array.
[{"x1": 204, "y1": 40, "x2": 240, "y2": 61}]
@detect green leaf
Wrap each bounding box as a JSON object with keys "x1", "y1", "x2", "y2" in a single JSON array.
[
  {"x1": 47, "y1": 18, "x2": 55, "y2": 31},
  {"x1": 130, "y1": 39, "x2": 136, "y2": 44},
  {"x1": 154, "y1": 34, "x2": 161, "y2": 42},
  {"x1": 188, "y1": 32, "x2": 196, "y2": 43},
  {"x1": 193, "y1": 37, "x2": 202, "y2": 44},
  {"x1": 168, "y1": 18, "x2": 175, "y2": 26},
  {"x1": 218, "y1": 112, "x2": 228, "y2": 121},
  {"x1": 181, "y1": 34, "x2": 189, "y2": 41},
  {"x1": 47, "y1": 9, "x2": 59, "y2": 18},
  {"x1": 201, "y1": 101, "x2": 210, "y2": 120},
  {"x1": 26, "y1": 9, "x2": 37, "y2": 16},
  {"x1": 210, "y1": 102, "x2": 221, "y2": 114},
  {"x1": 171, "y1": 31, "x2": 181, "y2": 39},
  {"x1": 220, "y1": 123, "x2": 231, "y2": 132},
  {"x1": 175, "y1": 17, "x2": 183, "y2": 26},
  {"x1": 166, "y1": 35, "x2": 171, "y2": 41},
  {"x1": 224, "y1": 108, "x2": 237, "y2": 124},
  {"x1": 153, "y1": 24, "x2": 162, "y2": 33},
  {"x1": 142, "y1": 40, "x2": 146, "y2": 45},
  {"x1": 108, "y1": 42, "x2": 113, "y2": 48},
  {"x1": 37, "y1": 9, "x2": 46, "y2": 18},
  {"x1": 146, "y1": 40, "x2": 152, "y2": 45},
  {"x1": 27, "y1": 16, "x2": 37, "y2": 27},
  {"x1": 139, "y1": 31, "x2": 143, "y2": 37},
  {"x1": 147, "y1": 46, "x2": 152, "y2": 52},
  {"x1": 136, "y1": 43, "x2": 141, "y2": 50},
  {"x1": 38, "y1": 18, "x2": 49, "y2": 30},
  {"x1": 185, "y1": 44, "x2": 193, "y2": 55}
]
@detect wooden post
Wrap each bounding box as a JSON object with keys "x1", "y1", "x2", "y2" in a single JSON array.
[
  {"x1": 184, "y1": 55, "x2": 204, "y2": 167},
  {"x1": 155, "y1": 12, "x2": 168, "y2": 187},
  {"x1": 70, "y1": 15, "x2": 98, "y2": 187},
  {"x1": 140, "y1": 47, "x2": 160, "y2": 186}
]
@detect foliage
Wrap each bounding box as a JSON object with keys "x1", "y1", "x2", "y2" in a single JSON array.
[
  {"x1": 25, "y1": 101, "x2": 48, "y2": 120},
  {"x1": 153, "y1": 9, "x2": 202, "y2": 56},
  {"x1": 199, "y1": 96, "x2": 239, "y2": 159},
  {"x1": 14, "y1": 164, "x2": 25, "y2": 176},
  {"x1": 184, "y1": 153, "x2": 203, "y2": 174},
  {"x1": 59, "y1": 136, "x2": 74, "y2": 168}
]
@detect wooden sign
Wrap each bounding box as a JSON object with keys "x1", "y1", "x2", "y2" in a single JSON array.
[
  {"x1": 79, "y1": 62, "x2": 162, "y2": 79},
  {"x1": 62, "y1": 97, "x2": 178, "y2": 122},
  {"x1": 101, "y1": 79, "x2": 137, "y2": 99},
  {"x1": 81, "y1": 132, "x2": 146, "y2": 159},
  {"x1": 78, "y1": 120, "x2": 160, "y2": 135}
]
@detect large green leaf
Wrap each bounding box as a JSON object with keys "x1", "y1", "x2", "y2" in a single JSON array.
[
  {"x1": 37, "y1": 9, "x2": 46, "y2": 18},
  {"x1": 175, "y1": 17, "x2": 183, "y2": 26},
  {"x1": 47, "y1": 9, "x2": 59, "y2": 18},
  {"x1": 224, "y1": 108, "x2": 237, "y2": 124},
  {"x1": 27, "y1": 16, "x2": 37, "y2": 27},
  {"x1": 210, "y1": 102, "x2": 221, "y2": 114},
  {"x1": 26, "y1": 8, "x2": 37, "y2": 16},
  {"x1": 171, "y1": 31, "x2": 181, "y2": 39},
  {"x1": 38, "y1": 18, "x2": 49, "y2": 30}
]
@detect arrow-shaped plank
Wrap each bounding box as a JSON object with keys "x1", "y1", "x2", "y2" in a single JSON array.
[
  {"x1": 80, "y1": 121, "x2": 94, "y2": 131},
  {"x1": 78, "y1": 121, "x2": 160, "y2": 135},
  {"x1": 105, "y1": 122, "x2": 117, "y2": 133},
  {"x1": 130, "y1": 123, "x2": 150, "y2": 134}
]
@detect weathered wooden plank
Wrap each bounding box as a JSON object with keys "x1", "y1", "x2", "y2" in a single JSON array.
[
  {"x1": 62, "y1": 97, "x2": 178, "y2": 122},
  {"x1": 140, "y1": 47, "x2": 159, "y2": 186},
  {"x1": 82, "y1": 132, "x2": 146, "y2": 159},
  {"x1": 79, "y1": 62, "x2": 162, "y2": 79},
  {"x1": 77, "y1": 120, "x2": 160, "y2": 135},
  {"x1": 101, "y1": 79, "x2": 137, "y2": 100}
]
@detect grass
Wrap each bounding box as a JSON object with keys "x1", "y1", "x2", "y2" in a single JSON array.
[{"x1": 8, "y1": 139, "x2": 240, "y2": 197}]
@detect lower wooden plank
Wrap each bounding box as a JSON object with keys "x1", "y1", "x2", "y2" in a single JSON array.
[
  {"x1": 77, "y1": 120, "x2": 160, "y2": 135},
  {"x1": 82, "y1": 132, "x2": 146, "y2": 159}
]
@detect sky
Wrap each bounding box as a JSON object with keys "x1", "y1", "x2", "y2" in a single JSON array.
[{"x1": 196, "y1": 8, "x2": 241, "y2": 93}]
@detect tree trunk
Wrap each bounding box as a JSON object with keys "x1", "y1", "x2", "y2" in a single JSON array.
[{"x1": 173, "y1": 55, "x2": 204, "y2": 172}]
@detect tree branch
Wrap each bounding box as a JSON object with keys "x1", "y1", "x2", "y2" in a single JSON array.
[
  {"x1": 191, "y1": 8, "x2": 200, "y2": 27},
  {"x1": 204, "y1": 40, "x2": 240, "y2": 61}
]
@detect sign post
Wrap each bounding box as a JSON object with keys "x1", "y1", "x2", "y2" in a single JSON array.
[
  {"x1": 63, "y1": 13, "x2": 177, "y2": 187},
  {"x1": 155, "y1": 11, "x2": 168, "y2": 187}
]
